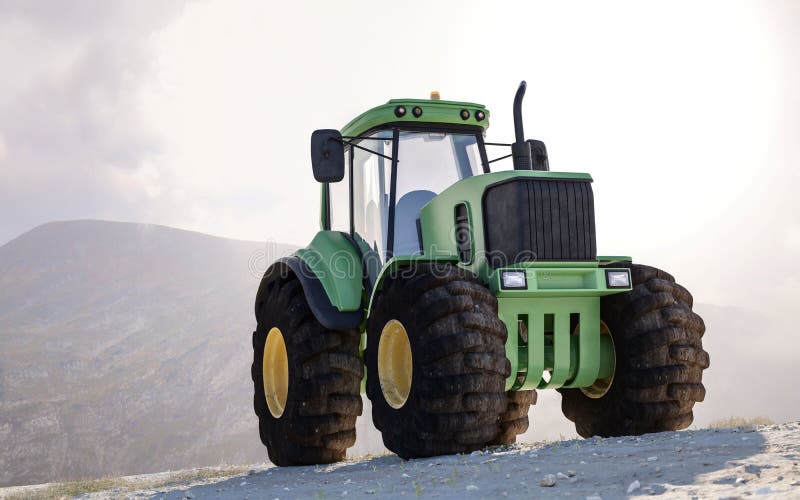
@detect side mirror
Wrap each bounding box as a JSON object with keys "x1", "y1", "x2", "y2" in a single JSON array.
[
  {"x1": 527, "y1": 139, "x2": 549, "y2": 171},
  {"x1": 310, "y1": 129, "x2": 345, "y2": 183}
]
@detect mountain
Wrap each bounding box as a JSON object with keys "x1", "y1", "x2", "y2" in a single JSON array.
[{"x1": 0, "y1": 220, "x2": 295, "y2": 487}]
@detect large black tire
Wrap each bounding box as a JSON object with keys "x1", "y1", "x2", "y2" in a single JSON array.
[
  {"x1": 365, "y1": 264, "x2": 510, "y2": 458},
  {"x1": 560, "y1": 263, "x2": 709, "y2": 437},
  {"x1": 252, "y1": 274, "x2": 363, "y2": 465},
  {"x1": 491, "y1": 389, "x2": 537, "y2": 445}
]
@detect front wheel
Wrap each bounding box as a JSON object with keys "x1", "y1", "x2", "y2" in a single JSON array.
[
  {"x1": 365, "y1": 264, "x2": 510, "y2": 458},
  {"x1": 560, "y1": 263, "x2": 709, "y2": 437}
]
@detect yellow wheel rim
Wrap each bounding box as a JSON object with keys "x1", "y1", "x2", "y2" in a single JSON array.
[
  {"x1": 579, "y1": 321, "x2": 616, "y2": 399},
  {"x1": 378, "y1": 319, "x2": 413, "y2": 409},
  {"x1": 263, "y1": 327, "x2": 289, "y2": 418}
]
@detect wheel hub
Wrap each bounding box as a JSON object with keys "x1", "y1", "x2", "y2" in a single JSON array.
[
  {"x1": 580, "y1": 321, "x2": 615, "y2": 399},
  {"x1": 378, "y1": 319, "x2": 412, "y2": 409},
  {"x1": 263, "y1": 327, "x2": 289, "y2": 417}
]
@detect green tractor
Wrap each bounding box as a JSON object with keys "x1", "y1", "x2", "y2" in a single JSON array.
[{"x1": 252, "y1": 82, "x2": 708, "y2": 465}]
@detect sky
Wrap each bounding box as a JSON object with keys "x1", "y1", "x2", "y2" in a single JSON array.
[{"x1": 1, "y1": 0, "x2": 798, "y2": 316}]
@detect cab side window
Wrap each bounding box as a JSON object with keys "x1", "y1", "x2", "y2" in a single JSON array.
[{"x1": 352, "y1": 132, "x2": 392, "y2": 261}]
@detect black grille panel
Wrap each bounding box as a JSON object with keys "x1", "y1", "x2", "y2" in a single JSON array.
[{"x1": 483, "y1": 178, "x2": 596, "y2": 266}]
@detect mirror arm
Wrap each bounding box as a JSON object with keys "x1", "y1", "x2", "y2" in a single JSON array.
[
  {"x1": 342, "y1": 136, "x2": 394, "y2": 141},
  {"x1": 332, "y1": 138, "x2": 394, "y2": 162}
]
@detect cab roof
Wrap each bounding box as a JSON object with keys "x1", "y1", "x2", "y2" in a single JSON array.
[{"x1": 341, "y1": 99, "x2": 490, "y2": 138}]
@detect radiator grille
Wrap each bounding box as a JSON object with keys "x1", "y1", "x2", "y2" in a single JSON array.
[{"x1": 482, "y1": 178, "x2": 596, "y2": 267}]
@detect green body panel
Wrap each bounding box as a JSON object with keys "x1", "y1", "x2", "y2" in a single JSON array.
[
  {"x1": 499, "y1": 296, "x2": 603, "y2": 391},
  {"x1": 534, "y1": 329, "x2": 615, "y2": 382},
  {"x1": 341, "y1": 99, "x2": 490, "y2": 138},
  {"x1": 597, "y1": 255, "x2": 633, "y2": 265},
  {"x1": 295, "y1": 231, "x2": 363, "y2": 312},
  {"x1": 490, "y1": 264, "x2": 628, "y2": 389},
  {"x1": 518, "y1": 327, "x2": 615, "y2": 386},
  {"x1": 419, "y1": 170, "x2": 593, "y2": 282}
]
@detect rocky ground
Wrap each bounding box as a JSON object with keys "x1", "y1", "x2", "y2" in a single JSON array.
[{"x1": 2, "y1": 422, "x2": 798, "y2": 499}]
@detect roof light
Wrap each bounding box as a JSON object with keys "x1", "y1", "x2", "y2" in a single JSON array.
[
  {"x1": 460, "y1": 109, "x2": 470, "y2": 120},
  {"x1": 475, "y1": 110, "x2": 486, "y2": 121},
  {"x1": 394, "y1": 105, "x2": 407, "y2": 118},
  {"x1": 412, "y1": 106, "x2": 423, "y2": 118},
  {"x1": 430, "y1": 91, "x2": 441, "y2": 100}
]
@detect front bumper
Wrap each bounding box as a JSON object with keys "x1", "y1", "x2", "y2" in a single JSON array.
[
  {"x1": 491, "y1": 265, "x2": 631, "y2": 391},
  {"x1": 489, "y1": 266, "x2": 631, "y2": 298}
]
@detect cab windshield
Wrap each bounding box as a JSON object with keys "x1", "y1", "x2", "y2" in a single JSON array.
[{"x1": 393, "y1": 131, "x2": 483, "y2": 255}]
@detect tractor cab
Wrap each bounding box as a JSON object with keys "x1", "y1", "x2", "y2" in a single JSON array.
[{"x1": 313, "y1": 98, "x2": 491, "y2": 269}]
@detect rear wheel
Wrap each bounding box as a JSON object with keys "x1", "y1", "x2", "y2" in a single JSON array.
[
  {"x1": 252, "y1": 274, "x2": 362, "y2": 465},
  {"x1": 560, "y1": 263, "x2": 709, "y2": 437},
  {"x1": 491, "y1": 389, "x2": 537, "y2": 445},
  {"x1": 365, "y1": 264, "x2": 510, "y2": 458}
]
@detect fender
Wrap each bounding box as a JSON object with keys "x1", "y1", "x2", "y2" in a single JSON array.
[
  {"x1": 366, "y1": 254, "x2": 460, "y2": 318},
  {"x1": 256, "y1": 231, "x2": 364, "y2": 331}
]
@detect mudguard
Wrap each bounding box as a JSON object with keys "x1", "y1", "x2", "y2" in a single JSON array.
[
  {"x1": 256, "y1": 231, "x2": 364, "y2": 331},
  {"x1": 366, "y1": 254, "x2": 460, "y2": 318}
]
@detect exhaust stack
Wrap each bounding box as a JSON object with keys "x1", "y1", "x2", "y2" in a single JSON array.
[{"x1": 512, "y1": 81, "x2": 532, "y2": 170}]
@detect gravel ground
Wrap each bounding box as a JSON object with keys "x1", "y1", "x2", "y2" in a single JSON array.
[{"x1": 3, "y1": 422, "x2": 799, "y2": 499}]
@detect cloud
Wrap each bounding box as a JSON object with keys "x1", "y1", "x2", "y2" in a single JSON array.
[
  {"x1": 0, "y1": 132, "x2": 7, "y2": 161},
  {"x1": 0, "y1": 1, "x2": 184, "y2": 244}
]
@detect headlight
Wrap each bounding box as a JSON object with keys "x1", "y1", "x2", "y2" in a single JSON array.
[
  {"x1": 605, "y1": 270, "x2": 631, "y2": 288},
  {"x1": 501, "y1": 270, "x2": 527, "y2": 290}
]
